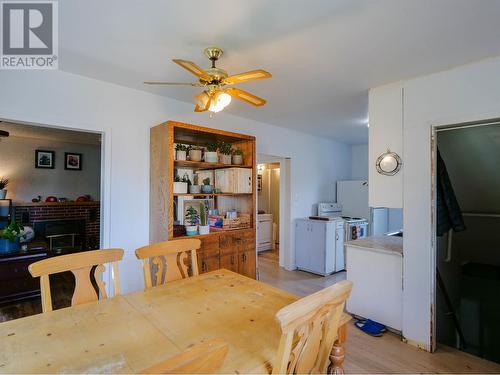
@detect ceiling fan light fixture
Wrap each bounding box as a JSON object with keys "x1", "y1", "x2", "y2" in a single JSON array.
[{"x1": 209, "y1": 91, "x2": 232, "y2": 113}]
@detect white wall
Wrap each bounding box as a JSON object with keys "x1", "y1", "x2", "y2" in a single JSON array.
[
  {"x1": 0, "y1": 136, "x2": 100, "y2": 202},
  {"x1": 0, "y1": 69, "x2": 351, "y2": 292},
  {"x1": 351, "y1": 144, "x2": 368, "y2": 180},
  {"x1": 370, "y1": 55, "x2": 500, "y2": 350}
]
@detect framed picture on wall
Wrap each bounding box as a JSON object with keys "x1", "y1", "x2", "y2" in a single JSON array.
[
  {"x1": 35, "y1": 150, "x2": 55, "y2": 169},
  {"x1": 65, "y1": 152, "x2": 82, "y2": 170}
]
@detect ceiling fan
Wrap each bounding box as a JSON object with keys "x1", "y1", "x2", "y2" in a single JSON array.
[{"x1": 144, "y1": 47, "x2": 271, "y2": 113}]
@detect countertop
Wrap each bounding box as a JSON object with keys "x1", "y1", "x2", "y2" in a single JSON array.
[{"x1": 346, "y1": 235, "x2": 403, "y2": 256}]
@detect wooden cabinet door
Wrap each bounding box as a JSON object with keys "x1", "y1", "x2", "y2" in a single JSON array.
[
  {"x1": 238, "y1": 250, "x2": 256, "y2": 279},
  {"x1": 220, "y1": 253, "x2": 238, "y2": 273},
  {"x1": 198, "y1": 253, "x2": 220, "y2": 274}
]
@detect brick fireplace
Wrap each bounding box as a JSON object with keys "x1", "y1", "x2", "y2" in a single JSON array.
[{"x1": 14, "y1": 202, "x2": 100, "y2": 250}]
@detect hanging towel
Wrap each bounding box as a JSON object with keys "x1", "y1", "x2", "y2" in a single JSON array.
[{"x1": 436, "y1": 149, "x2": 466, "y2": 236}]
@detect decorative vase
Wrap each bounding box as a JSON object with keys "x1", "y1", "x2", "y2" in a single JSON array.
[
  {"x1": 176, "y1": 150, "x2": 187, "y2": 161},
  {"x1": 185, "y1": 225, "x2": 198, "y2": 236},
  {"x1": 189, "y1": 149, "x2": 202, "y2": 162},
  {"x1": 232, "y1": 154, "x2": 243, "y2": 165},
  {"x1": 0, "y1": 238, "x2": 20, "y2": 254},
  {"x1": 198, "y1": 225, "x2": 210, "y2": 235},
  {"x1": 189, "y1": 185, "x2": 201, "y2": 194},
  {"x1": 219, "y1": 154, "x2": 232, "y2": 165},
  {"x1": 202, "y1": 185, "x2": 214, "y2": 194},
  {"x1": 204, "y1": 151, "x2": 218, "y2": 163},
  {"x1": 173, "y1": 182, "x2": 188, "y2": 194},
  {"x1": 0, "y1": 189, "x2": 6, "y2": 199}
]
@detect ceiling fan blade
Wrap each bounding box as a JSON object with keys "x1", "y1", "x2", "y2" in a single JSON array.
[
  {"x1": 226, "y1": 88, "x2": 267, "y2": 106},
  {"x1": 223, "y1": 69, "x2": 271, "y2": 85},
  {"x1": 172, "y1": 59, "x2": 211, "y2": 81},
  {"x1": 143, "y1": 81, "x2": 202, "y2": 87},
  {"x1": 194, "y1": 92, "x2": 211, "y2": 112}
]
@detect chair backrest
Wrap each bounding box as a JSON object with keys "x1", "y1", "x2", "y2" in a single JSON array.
[
  {"x1": 28, "y1": 248, "x2": 124, "y2": 313},
  {"x1": 135, "y1": 239, "x2": 201, "y2": 289},
  {"x1": 272, "y1": 280, "x2": 353, "y2": 374},
  {"x1": 141, "y1": 338, "x2": 229, "y2": 374}
]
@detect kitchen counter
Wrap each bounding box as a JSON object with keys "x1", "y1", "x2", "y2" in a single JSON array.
[{"x1": 347, "y1": 235, "x2": 403, "y2": 256}]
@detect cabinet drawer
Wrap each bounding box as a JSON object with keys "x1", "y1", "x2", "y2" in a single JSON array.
[
  {"x1": 219, "y1": 234, "x2": 238, "y2": 256},
  {"x1": 200, "y1": 236, "x2": 219, "y2": 258}
]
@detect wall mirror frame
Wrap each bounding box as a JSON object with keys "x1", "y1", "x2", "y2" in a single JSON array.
[{"x1": 376, "y1": 150, "x2": 402, "y2": 176}]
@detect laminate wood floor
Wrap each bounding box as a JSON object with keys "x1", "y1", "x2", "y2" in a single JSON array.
[{"x1": 257, "y1": 254, "x2": 500, "y2": 373}]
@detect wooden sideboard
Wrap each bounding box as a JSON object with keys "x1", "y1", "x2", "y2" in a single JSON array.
[{"x1": 150, "y1": 121, "x2": 257, "y2": 279}]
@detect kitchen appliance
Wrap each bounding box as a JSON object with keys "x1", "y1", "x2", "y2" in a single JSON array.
[
  {"x1": 295, "y1": 217, "x2": 345, "y2": 275},
  {"x1": 318, "y1": 201, "x2": 369, "y2": 241},
  {"x1": 336, "y1": 181, "x2": 370, "y2": 240}
]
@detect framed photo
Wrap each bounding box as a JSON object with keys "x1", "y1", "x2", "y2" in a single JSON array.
[
  {"x1": 65, "y1": 152, "x2": 82, "y2": 170},
  {"x1": 35, "y1": 150, "x2": 55, "y2": 169}
]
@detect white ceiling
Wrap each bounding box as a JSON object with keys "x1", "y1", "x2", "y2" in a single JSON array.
[
  {"x1": 0, "y1": 122, "x2": 101, "y2": 145},
  {"x1": 59, "y1": 0, "x2": 500, "y2": 144}
]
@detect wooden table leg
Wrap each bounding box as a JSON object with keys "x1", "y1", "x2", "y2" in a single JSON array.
[{"x1": 328, "y1": 324, "x2": 347, "y2": 375}]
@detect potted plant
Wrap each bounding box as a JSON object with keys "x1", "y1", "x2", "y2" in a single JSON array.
[
  {"x1": 188, "y1": 146, "x2": 202, "y2": 162},
  {"x1": 189, "y1": 174, "x2": 202, "y2": 194},
  {"x1": 218, "y1": 141, "x2": 232, "y2": 164},
  {"x1": 0, "y1": 177, "x2": 9, "y2": 199},
  {"x1": 198, "y1": 202, "x2": 210, "y2": 235},
  {"x1": 175, "y1": 144, "x2": 189, "y2": 161},
  {"x1": 202, "y1": 177, "x2": 214, "y2": 194},
  {"x1": 184, "y1": 205, "x2": 199, "y2": 236},
  {"x1": 173, "y1": 175, "x2": 188, "y2": 194},
  {"x1": 232, "y1": 148, "x2": 244, "y2": 165},
  {"x1": 0, "y1": 221, "x2": 23, "y2": 254},
  {"x1": 204, "y1": 143, "x2": 218, "y2": 163}
]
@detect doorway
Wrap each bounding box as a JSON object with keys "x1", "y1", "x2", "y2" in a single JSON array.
[
  {"x1": 433, "y1": 120, "x2": 500, "y2": 363},
  {"x1": 257, "y1": 162, "x2": 281, "y2": 264},
  {"x1": 0, "y1": 120, "x2": 103, "y2": 321}
]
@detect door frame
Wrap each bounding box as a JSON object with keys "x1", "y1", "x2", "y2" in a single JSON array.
[
  {"x1": 256, "y1": 154, "x2": 292, "y2": 270},
  {"x1": 0, "y1": 116, "x2": 112, "y2": 292},
  {"x1": 430, "y1": 117, "x2": 500, "y2": 352}
]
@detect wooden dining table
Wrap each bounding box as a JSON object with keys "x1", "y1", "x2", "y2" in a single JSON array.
[{"x1": 0, "y1": 269, "x2": 350, "y2": 374}]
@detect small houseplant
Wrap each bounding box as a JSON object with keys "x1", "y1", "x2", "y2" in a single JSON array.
[
  {"x1": 0, "y1": 177, "x2": 9, "y2": 199},
  {"x1": 189, "y1": 174, "x2": 202, "y2": 194},
  {"x1": 173, "y1": 175, "x2": 188, "y2": 194},
  {"x1": 218, "y1": 141, "x2": 232, "y2": 164},
  {"x1": 188, "y1": 146, "x2": 203, "y2": 162},
  {"x1": 204, "y1": 143, "x2": 218, "y2": 163},
  {"x1": 175, "y1": 144, "x2": 189, "y2": 161},
  {"x1": 232, "y1": 148, "x2": 243, "y2": 165},
  {"x1": 0, "y1": 221, "x2": 23, "y2": 253},
  {"x1": 184, "y1": 205, "x2": 199, "y2": 236},
  {"x1": 198, "y1": 202, "x2": 210, "y2": 235},
  {"x1": 202, "y1": 177, "x2": 213, "y2": 194}
]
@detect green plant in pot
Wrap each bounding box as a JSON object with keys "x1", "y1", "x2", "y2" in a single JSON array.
[
  {"x1": 202, "y1": 177, "x2": 213, "y2": 194},
  {"x1": 198, "y1": 202, "x2": 210, "y2": 235},
  {"x1": 188, "y1": 146, "x2": 203, "y2": 162},
  {"x1": 189, "y1": 174, "x2": 202, "y2": 194},
  {"x1": 204, "y1": 143, "x2": 218, "y2": 163},
  {"x1": 184, "y1": 205, "x2": 199, "y2": 236},
  {"x1": 173, "y1": 174, "x2": 188, "y2": 194},
  {"x1": 175, "y1": 144, "x2": 189, "y2": 161},
  {"x1": 0, "y1": 177, "x2": 9, "y2": 199},
  {"x1": 232, "y1": 148, "x2": 244, "y2": 165},
  {"x1": 218, "y1": 141, "x2": 232, "y2": 164},
  {"x1": 0, "y1": 221, "x2": 23, "y2": 254}
]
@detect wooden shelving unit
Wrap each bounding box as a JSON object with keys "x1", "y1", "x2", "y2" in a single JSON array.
[{"x1": 150, "y1": 120, "x2": 257, "y2": 278}]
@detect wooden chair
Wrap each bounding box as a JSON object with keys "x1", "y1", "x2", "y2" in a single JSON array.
[
  {"x1": 28, "y1": 248, "x2": 124, "y2": 313},
  {"x1": 141, "y1": 339, "x2": 229, "y2": 374},
  {"x1": 135, "y1": 238, "x2": 201, "y2": 289},
  {"x1": 272, "y1": 280, "x2": 353, "y2": 374}
]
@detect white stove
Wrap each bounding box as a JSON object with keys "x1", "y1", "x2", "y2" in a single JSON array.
[{"x1": 318, "y1": 202, "x2": 368, "y2": 241}]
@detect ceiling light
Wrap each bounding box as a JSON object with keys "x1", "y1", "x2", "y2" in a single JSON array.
[{"x1": 209, "y1": 91, "x2": 232, "y2": 113}]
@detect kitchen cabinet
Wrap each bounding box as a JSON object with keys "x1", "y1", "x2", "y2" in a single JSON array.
[
  {"x1": 345, "y1": 236, "x2": 403, "y2": 331},
  {"x1": 368, "y1": 82, "x2": 403, "y2": 208},
  {"x1": 238, "y1": 250, "x2": 256, "y2": 279}
]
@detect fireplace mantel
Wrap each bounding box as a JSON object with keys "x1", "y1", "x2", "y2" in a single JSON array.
[{"x1": 13, "y1": 201, "x2": 100, "y2": 207}]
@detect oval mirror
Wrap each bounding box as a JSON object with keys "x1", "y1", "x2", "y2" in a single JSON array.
[{"x1": 376, "y1": 150, "x2": 402, "y2": 176}]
